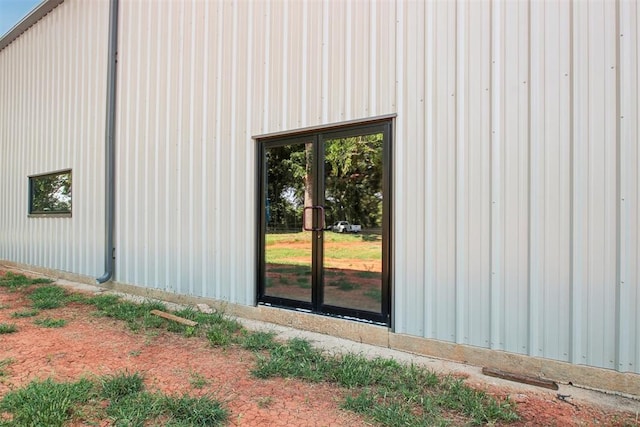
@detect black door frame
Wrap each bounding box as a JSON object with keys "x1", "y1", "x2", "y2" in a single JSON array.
[{"x1": 256, "y1": 119, "x2": 392, "y2": 326}]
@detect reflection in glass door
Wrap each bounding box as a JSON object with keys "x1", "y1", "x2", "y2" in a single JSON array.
[
  {"x1": 258, "y1": 121, "x2": 391, "y2": 325},
  {"x1": 322, "y1": 133, "x2": 384, "y2": 313},
  {"x1": 262, "y1": 141, "x2": 314, "y2": 304}
]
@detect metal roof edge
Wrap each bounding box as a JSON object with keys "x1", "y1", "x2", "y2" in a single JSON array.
[{"x1": 0, "y1": 0, "x2": 65, "y2": 52}]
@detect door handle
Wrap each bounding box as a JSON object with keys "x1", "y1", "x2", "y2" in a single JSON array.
[{"x1": 303, "y1": 206, "x2": 325, "y2": 231}]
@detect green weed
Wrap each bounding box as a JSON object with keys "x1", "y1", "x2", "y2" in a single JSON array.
[
  {"x1": 11, "y1": 309, "x2": 39, "y2": 318},
  {"x1": 189, "y1": 372, "x2": 209, "y2": 389},
  {"x1": 28, "y1": 285, "x2": 68, "y2": 309},
  {"x1": 0, "y1": 323, "x2": 18, "y2": 334},
  {"x1": 34, "y1": 318, "x2": 67, "y2": 328},
  {"x1": 253, "y1": 338, "x2": 330, "y2": 382},
  {"x1": 0, "y1": 272, "x2": 52, "y2": 290},
  {"x1": 104, "y1": 391, "x2": 159, "y2": 427},
  {"x1": 86, "y1": 295, "x2": 167, "y2": 331},
  {"x1": 241, "y1": 331, "x2": 278, "y2": 351},
  {"x1": 0, "y1": 358, "x2": 14, "y2": 378},
  {"x1": 253, "y1": 338, "x2": 519, "y2": 426},
  {"x1": 159, "y1": 394, "x2": 228, "y2": 425},
  {"x1": 100, "y1": 371, "x2": 145, "y2": 401},
  {"x1": 0, "y1": 378, "x2": 94, "y2": 427}
]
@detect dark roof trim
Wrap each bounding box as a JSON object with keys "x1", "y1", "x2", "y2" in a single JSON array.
[{"x1": 0, "y1": 0, "x2": 64, "y2": 52}]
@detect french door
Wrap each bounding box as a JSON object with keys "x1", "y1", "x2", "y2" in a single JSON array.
[{"x1": 257, "y1": 121, "x2": 391, "y2": 325}]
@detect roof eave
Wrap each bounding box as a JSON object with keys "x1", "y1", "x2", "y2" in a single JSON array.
[{"x1": 0, "y1": 0, "x2": 65, "y2": 52}]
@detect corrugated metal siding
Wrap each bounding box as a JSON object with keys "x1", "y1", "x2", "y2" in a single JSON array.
[
  {"x1": 113, "y1": 0, "x2": 397, "y2": 304},
  {"x1": 2, "y1": 0, "x2": 638, "y2": 374},
  {"x1": 111, "y1": 0, "x2": 639, "y2": 372},
  {"x1": 0, "y1": 0, "x2": 109, "y2": 277},
  {"x1": 394, "y1": 0, "x2": 638, "y2": 373},
  {"x1": 618, "y1": 0, "x2": 640, "y2": 374}
]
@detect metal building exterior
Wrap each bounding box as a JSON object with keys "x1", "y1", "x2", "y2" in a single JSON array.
[{"x1": 1, "y1": 0, "x2": 638, "y2": 395}]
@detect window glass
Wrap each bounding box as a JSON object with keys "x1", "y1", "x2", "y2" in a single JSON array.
[{"x1": 29, "y1": 170, "x2": 72, "y2": 215}]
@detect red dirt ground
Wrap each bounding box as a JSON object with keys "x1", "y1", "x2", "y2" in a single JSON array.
[{"x1": 1, "y1": 270, "x2": 638, "y2": 426}]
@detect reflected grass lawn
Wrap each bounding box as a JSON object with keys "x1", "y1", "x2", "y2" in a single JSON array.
[{"x1": 266, "y1": 232, "x2": 381, "y2": 264}]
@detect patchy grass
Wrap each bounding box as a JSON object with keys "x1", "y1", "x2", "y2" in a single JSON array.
[
  {"x1": 100, "y1": 371, "x2": 145, "y2": 401},
  {"x1": 0, "y1": 372, "x2": 228, "y2": 427},
  {"x1": 0, "y1": 378, "x2": 94, "y2": 427},
  {"x1": 0, "y1": 274, "x2": 518, "y2": 426},
  {"x1": 0, "y1": 323, "x2": 18, "y2": 334},
  {"x1": 28, "y1": 285, "x2": 68, "y2": 309},
  {"x1": 34, "y1": 317, "x2": 67, "y2": 328},
  {"x1": 241, "y1": 331, "x2": 278, "y2": 351},
  {"x1": 159, "y1": 393, "x2": 227, "y2": 425},
  {"x1": 0, "y1": 358, "x2": 14, "y2": 379},
  {"x1": 85, "y1": 295, "x2": 167, "y2": 332},
  {"x1": 0, "y1": 272, "x2": 52, "y2": 291},
  {"x1": 11, "y1": 309, "x2": 40, "y2": 318},
  {"x1": 189, "y1": 372, "x2": 209, "y2": 389},
  {"x1": 253, "y1": 339, "x2": 519, "y2": 426}
]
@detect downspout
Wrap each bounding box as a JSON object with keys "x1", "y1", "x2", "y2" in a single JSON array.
[{"x1": 97, "y1": 0, "x2": 119, "y2": 283}]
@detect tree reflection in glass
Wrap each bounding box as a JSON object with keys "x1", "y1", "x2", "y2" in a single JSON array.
[{"x1": 30, "y1": 171, "x2": 72, "y2": 214}]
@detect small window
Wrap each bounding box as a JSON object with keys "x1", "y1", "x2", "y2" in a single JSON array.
[{"x1": 29, "y1": 170, "x2": 72, "y2": 216}]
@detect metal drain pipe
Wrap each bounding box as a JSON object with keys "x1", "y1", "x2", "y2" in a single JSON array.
[{"x1": 97, "y1": 0, "x2": 119, "y2": 283}]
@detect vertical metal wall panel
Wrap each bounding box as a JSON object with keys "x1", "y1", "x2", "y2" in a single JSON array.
[
  {"x1": 501, "y1": 0, "x2": 530, "y2": 355},
  {"x1": 529, "y1": 0, "x2": 572, "y2": 361},
  {"x1": 618, "y1": 0, "x2": 640, "y2": 373},
  {"x1": 398, "y1": 0, "x2": 426, "y2": 336},
  {"x1": 570, "y1": 0, "x2": 620, "y2": 370},
  {"x1": 457, "y1": 0, "x2": 492, "y2": 349},
  {"x1": 0, "y1": 0, "x2": 109, "y2": 278}
]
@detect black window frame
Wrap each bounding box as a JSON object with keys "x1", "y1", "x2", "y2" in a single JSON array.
[
  {"x1": 28, "y1": 169, "x2": 73, "y2": 217},
  {"x1": 256, "y1": 117, "x2": 393, "y2": 326}
]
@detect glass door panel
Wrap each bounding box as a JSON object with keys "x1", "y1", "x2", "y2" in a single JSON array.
[
  {"x1": 322, "y1": 133, "x2": 384, "y2": 313},
  {"x1": 259, "y1": 121, "x2": 390, "y2": 325},
  {"x1": 263, "y1": 142, "x2": 314, "y2": 303}
]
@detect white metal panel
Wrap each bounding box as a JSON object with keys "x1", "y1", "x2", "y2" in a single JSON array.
[
  {"x1": 0, "y1": 0, "x2": 109, "y2": 277},
  {"x1": 618, "y1": 0, "x2": 639, "y2": 373},
  {"x1": 397, "y1": 0, "x2": 426, "y2": 336},
  {"x1": 570, "y1": 0, "x2": 619, "y2": 370},
  {"x1": 492, "y1": 0, "x2": 531, "y2": 355}
]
